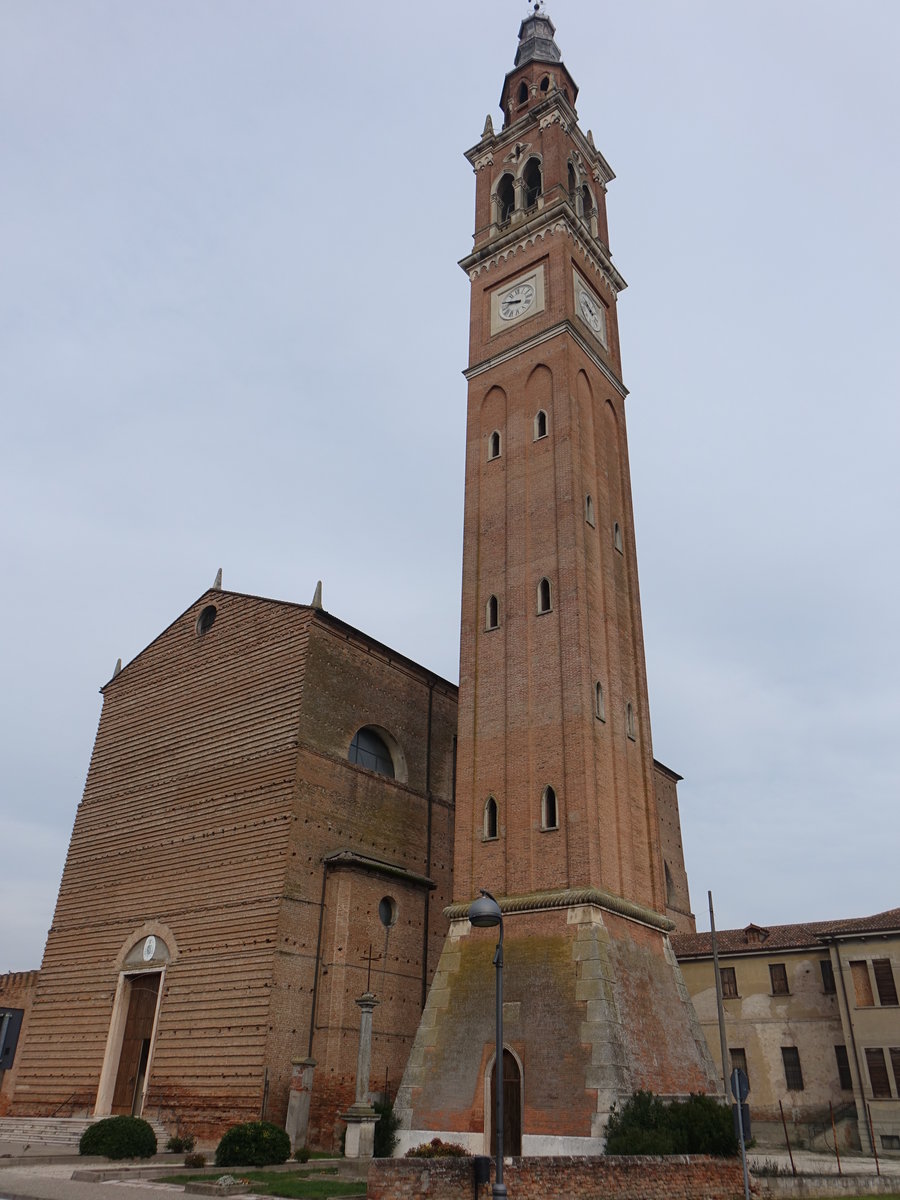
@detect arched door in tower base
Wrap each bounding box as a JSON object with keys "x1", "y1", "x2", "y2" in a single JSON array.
[{"x1": 489, "y1": 1048, "x2": 522, "y2": 1156}]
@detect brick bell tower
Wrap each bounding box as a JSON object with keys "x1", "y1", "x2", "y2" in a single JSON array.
[{"x1": 394, "y1": 8, "x2": 716, "y2": 1155}]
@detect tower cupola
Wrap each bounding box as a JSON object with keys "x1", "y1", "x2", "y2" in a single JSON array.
[
  {"x1": 500, "y1": 5, "x2": 578, "y2": 123},
  {"x1": 514, "y1": 7, "x2": 562, "y2": 68}
]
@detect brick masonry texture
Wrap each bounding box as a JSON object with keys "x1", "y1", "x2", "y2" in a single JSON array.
[
  {"x1": 367, "y1": 1155, "x2": 746, "y2": 1200},
  {"x1": 0, "y1": 971, "x2": 38, "y2": 1116},
  {"x1": 10, "y1": 591, "x2": 456, "y2": 1148}
]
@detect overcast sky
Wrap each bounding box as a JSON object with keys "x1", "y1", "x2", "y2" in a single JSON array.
[{"x1": 3, "y1": 1, "x2": 898, "y2": 973}]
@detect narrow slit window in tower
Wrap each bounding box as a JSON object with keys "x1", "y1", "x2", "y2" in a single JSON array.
[
  {"x1": 541, "y1": 786, "x2": 558, "y2": 830},
  {"x1": 534, "y1": 409, "x2": 548, "y2": 440},
  {"x1": 568, "y1": 162, "x2": 577, "y2": 204},
  {"x1": 614, "y1": 522, "x2": 623, "y2": 552},
  {"x1": 484, "y1": 796, "x2": 498, "y2": 840},
  {"x1": 626, "y1": 703, "x2": 636, "y2": 740},
  {"x1": 486, "y1": 594, "x2": 499, "y2": 630},
  {"x1": 594, "y1": 681, "x2": 605, "y2": 721},
  {"x1": 537, "y1": 577, "x2": 552, "y2": 614},
  {"x1": 488, "y1": 430, "x2": 501, "y2": 460},
  {"x1": 585, "y1": 495, "x2": 595, "y2": 526}
]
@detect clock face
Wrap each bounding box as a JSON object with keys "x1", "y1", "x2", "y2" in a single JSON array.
[
  {"x1": 579, "y1": 288, "x2": 603, "y2": 333},
  {"x1": 142, "y1": 935, "x2": 156, "y2": 962},
  {"x1": 499, "y1": 282, "x2": 536, "y2": 322}
]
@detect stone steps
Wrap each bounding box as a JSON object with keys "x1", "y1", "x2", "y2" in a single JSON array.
[{"x1": 0, "y1": 1115, "x2": 169, "y2": 1148}]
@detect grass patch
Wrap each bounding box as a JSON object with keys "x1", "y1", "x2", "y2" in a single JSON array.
[{"x1": 166, "y1": 1170, "x2": 365, "y2": 1197}]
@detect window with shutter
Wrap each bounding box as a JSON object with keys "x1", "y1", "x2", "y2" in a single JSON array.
[
  {"x1": 850, "y1": 961, "x2": 875, "y2": 1006},
  {"x1": 782, "y1": 1047, "x2": 804, "y2": 1091},
  {"x1": 873, "y1": 959, "x2": 898, "y2": 1006},
  {"x1": 834, "y1": 1045, "x2": 853, "y2": 1091},
  {"x1": 866, "y1": 1047, "x2": 892, "y2": 1098},
  {"x1": 889, "y1": 1047, "x2": 900, "y2": 1094},
  {"x1": 720, "y1": 967, "x2": 738, "y2": 998},
  {"x1": 820, "y1": 960, "x2": 836, "y2": 994},
  {"x1": 770, "y1": 963, "x2": 789, "y2": 995}
]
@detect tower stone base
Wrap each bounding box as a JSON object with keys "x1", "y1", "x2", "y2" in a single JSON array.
[{"x1": 394, "y1": 891, "x2": 718, "y2": 1156}]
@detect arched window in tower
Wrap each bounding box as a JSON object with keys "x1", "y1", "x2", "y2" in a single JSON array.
[
  {"x1": 626, "y1": 703, "x2": 636, "y2": 741},
  {"x1": 540, "y1": 75, "x2": 550, "y2": 93},
  {"x1": 523, "y1": 157, "x2": 542, "y2": 210},
  {"x1": 581, "y1": 184, "x2": 594, "y2": 226},
  {"x1": 594, "y1": 681, "x2": 605, "y2": 722},
  {"x1": 537, "y1": 577, "x2": 552, "y2": 614},
  {"x1": 533, "y1": 409, "x2": 548, "y2": 440},
  {"x1": 541, "y1": 785, "x2": 559, "y2": 830},
  {"x1": 348, "y1": 727, "x2": 396, "y2": 778},
  {"x1": 614, "y1": 522, "x2": 623, "y2": 553},
  {"x1": 585, "y1": 494, "x2": 595, "y2": 526},
  {"x1": 517, "y1": 81, "x2": 529, "y2": 105},
  {"x1": 484, "y1": 796, "x2": 499, "y2": 840},
  {"x1": 488, "y1": 430, "x2": 501, "y2": 460},
  {"x1": 486, "y1": 594, "x2": 499, "y2": 630},
  {"x1": 497, "y1": 174, "x2": 515, "y2": 226},
  {"x1": 568, "y1": 163, "x2": 577, "y2": 204}
]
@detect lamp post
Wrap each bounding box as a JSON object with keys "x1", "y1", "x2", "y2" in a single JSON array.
[{"x1": 468, "y1": 888, "x2": 506, "y2": 1199}]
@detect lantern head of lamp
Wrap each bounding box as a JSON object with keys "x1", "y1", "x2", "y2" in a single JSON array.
[{"x1": 468, "y1": 890, "x2": 503, "y2": 928}]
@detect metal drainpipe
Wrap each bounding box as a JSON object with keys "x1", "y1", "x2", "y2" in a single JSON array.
[
  {"x1": 420, "y1": 677, "x2": 435, "y2": 1009},
  {"x1": 832, "y1": 939, "x2": 870, "y2": 1152},
  {"x1": 308, "y1": 859, "x2": 332, "y2": 1058}
]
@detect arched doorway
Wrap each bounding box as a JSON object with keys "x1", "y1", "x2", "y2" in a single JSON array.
[{"x1": 490, "y1": 1048, "x2": 522, "y2": 1156}]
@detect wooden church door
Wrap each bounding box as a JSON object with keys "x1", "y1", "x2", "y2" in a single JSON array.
[
  {"x1": 490, "y1": 1049, "x2": 522, "y2": 1156},
  {"x1": 111, "y1": 973, "x2": 160, "y2": 1115}
]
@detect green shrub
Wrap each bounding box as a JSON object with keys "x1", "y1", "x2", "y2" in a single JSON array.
[
  {"x1": 604, "y1": 1091, "x2": 737, "y2": 1157},
  {"x1": 294, "y1": 1145, "x2": 311, "y2": 1162},
  {"x1": 184, "y1": 1151, "x2": 206, "y2": 1167},
  {"x1": 405, "y1": 1137, "x2": 470, "y2": 1158},
  {"x1": 215, "y1": 1121, "x2": 291, "y2": 1167},
  {"x1": 373, "y1": 1100, "x2": 400, "y2": 1159},
  {"x1": 166, "y1": 1134, "x2": 195, "y2": 1153},
  {"x1": 79, "y1": 1116, "x2": 157, "y2": 1159}
]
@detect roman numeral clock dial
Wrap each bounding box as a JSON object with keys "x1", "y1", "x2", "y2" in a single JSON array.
[{"x1": 499, "y1": 282, "x2": 535, "y2": 321}]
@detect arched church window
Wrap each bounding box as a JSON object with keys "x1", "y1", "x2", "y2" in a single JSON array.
[
  {"x1": 541, "y1": 785, "x2": 558, "y2": 830},
  {"x1": 533, "y1": 409, "x2": 548, "y2": 440},
  {"x1": 486, "y1": 594, "x2": 499, "y2": 630},
  {"x1": 585, "y1": 494, "x2": 595, "y2": 526},
  {"x1": 488, "y1": 430, "x2": 501, "y2": 460},
  {"x1": 348, "y1": 727, "x2": 395, "y2": 778},
  {"x1": 497, "y1": 174, "x2": 515, "y2": 225},
  {"x1": 517, "y1": 81, "x2": 528, "y2": 105},
  {"x1": 523, "y1": 158, "x2": 542, "y2": 210},
  {"x1": 540, "y1": 75, "x2": 550, "y2": 93},
  {"x1": 537, "y1": 577, "x2": 552, "y2": 614},
  {"x1": 568, "y1": 162, "x2": 577, "y2": 203},
  {"x1": 484, "y1": 796, "x2": 499, "y2": 840}
]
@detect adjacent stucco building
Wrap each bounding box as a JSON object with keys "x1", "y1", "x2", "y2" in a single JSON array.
[{"x1": 673, "y1": 909, "x2": 900, "y2": 1156}]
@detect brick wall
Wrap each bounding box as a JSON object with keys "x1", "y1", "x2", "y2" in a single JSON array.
[
  {"x1": 0, "y1": 971, "x2": 39, "y2": 1116},
  {"x1": 368, "y1": 1155, "x2": 745, "y2": 1200}
]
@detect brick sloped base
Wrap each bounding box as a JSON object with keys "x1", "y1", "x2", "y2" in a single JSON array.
[{"x1": 367, "y1": 1154, "x2": 746, "y2": 1200}]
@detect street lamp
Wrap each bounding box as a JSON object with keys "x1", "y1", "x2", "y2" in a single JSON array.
[{"x1": 468, "y1": 888, "x2": 506, "y2": 1200}]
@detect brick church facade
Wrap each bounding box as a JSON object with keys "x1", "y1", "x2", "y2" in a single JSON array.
[{"x1": 2, "y1": 11, "x2": 713, "y2": 1150}]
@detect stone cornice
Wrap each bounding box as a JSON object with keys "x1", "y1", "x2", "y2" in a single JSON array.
[
  {"x1": 465, "y1": 93, "x2": 615, "y2": 187},
  {"x1": 445, "y1": 887, "x2": 673, "y2": 932},
  {"x1": 460, "y1": 209, "x2": 626, "y2": 296},
  {"x1": 324, "y1": 850, "x2": 436, "y2": 891},
  {"x1": 463, "y1": 319, "x2": 628, "y2": 400}
]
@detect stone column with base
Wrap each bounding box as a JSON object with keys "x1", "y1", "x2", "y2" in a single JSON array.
[
  {"x1": 341, "y1": 992, "x2": 380, "y2": 1159},
  {"x1": 285, "y1": 1056, "x2": 316, "y2": 1151}
]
